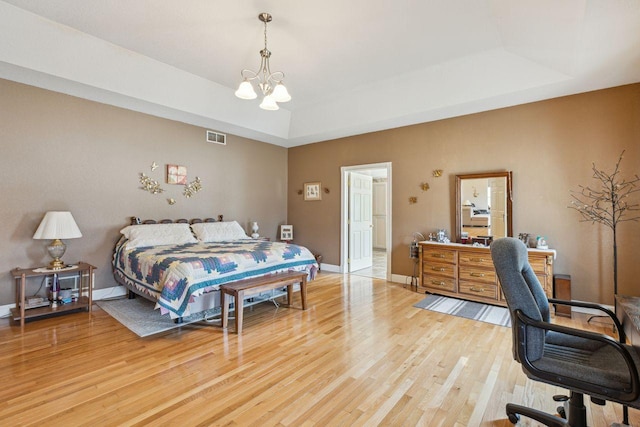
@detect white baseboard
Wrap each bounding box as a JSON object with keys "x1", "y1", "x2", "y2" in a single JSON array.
[{"x1": 319, "y1": 263, "x2": 341, "y2": 273}]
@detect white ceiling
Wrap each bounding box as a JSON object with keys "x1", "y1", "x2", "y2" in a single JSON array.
[{"x1": 1, "y1": 1, "x2": 639, "y2": 147}]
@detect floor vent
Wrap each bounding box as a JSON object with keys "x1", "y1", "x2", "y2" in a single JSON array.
[{"x1": 206, "y1": 130, "x2": 226, "y2": 145}]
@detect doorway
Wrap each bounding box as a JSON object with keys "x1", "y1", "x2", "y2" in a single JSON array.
[{"x1": 341, "y1": 162, "x2": 392, "y2": 280}]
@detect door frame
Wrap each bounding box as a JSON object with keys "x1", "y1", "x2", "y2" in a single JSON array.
[{"x1": 340, "y1": 162, "x2": 392, "y2": 279}]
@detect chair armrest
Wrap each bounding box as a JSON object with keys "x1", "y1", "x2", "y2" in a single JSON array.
[
  {"x1": 548, "y1": 298, "x2": 624, "y2": 342},
  {"x1": 513, "y1": 309, "x2": 640, "y2": 402}
]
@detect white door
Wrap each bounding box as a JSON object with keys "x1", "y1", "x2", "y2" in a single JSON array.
[
  {"x1": 489, "y1": 177, "x2": 507, "y2": 238},
  {"x1": 349, "y1": 172, "x2": 373, "y2": 272}
]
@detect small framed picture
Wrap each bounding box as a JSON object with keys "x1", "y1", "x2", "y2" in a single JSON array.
[
  {"x1": 167, "y1": 164, "x2": 187, "y2": 185},
  {"x1": 304, "y1": 182, "x2": 322, "y2": 201},
  {"x1": 280, "y1": 225, "x2": 293, "y2": 241}
]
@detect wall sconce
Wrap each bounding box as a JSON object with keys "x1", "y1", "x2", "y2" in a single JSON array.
[
  {"x1": 473, "y1": 186, "x2": 479, "y2": 197},
  {"x1": 420, "y1": 183, "x2": 430, "y2": 191},
  {"x1": 432, "y1": 169, "x2": 443, "y2": 177},
  {"x1": 409, "y1": 196, "x2": 417, "y2": 204}
]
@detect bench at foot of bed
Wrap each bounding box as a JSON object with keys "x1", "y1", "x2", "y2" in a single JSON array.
[{"x1": 221, "y1": 271, "x2": 308, "y2": 334}]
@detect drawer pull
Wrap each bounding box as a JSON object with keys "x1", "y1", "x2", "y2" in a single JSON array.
[
  {"x1": 470, "y1": 258, "x2": 485, "y2": 262},
  {"x1": 432, "y1": 267, "x2": 446, "y2": 272},
  {"x1": 470, "y1": 287, "x2": 485, "y2": 293},
  {"x1": 431, "y1": 280, "x2": 446, "y2": 287},
  {"x1": 432, "y1": 254, "x2": 446, "y2": 259},
  {"x1": 470, "y1": 272, "x2": 485, "y2": 277}
]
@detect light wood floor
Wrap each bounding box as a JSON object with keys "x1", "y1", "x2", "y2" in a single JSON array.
[{"x1": 0, "y1": 273, "x2": 637, "y2": 426}]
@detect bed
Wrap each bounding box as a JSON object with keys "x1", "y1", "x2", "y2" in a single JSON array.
[
  {"x1": 112, "y1": 217, "x2": 318, "y2": 319},
  {"x1": 462, "y1": 206, "x2": 491, "y2": 227}
]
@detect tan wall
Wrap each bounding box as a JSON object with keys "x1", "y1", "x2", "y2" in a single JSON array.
[
  {"x1": 288, "y1": 84, "x2": 640, "y2": 305},
  {"x1": 0, "y1": 79, "x2": 288, "y2": 305}
]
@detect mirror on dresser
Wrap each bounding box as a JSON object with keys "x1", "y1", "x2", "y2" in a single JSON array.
[{"x1": 455, "y1": 171, "x2": 512, "y2": 243}]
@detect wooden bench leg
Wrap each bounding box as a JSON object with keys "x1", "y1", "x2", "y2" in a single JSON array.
[
  {"x1": 286, "y1": 284, "x2": 293, "y2": 306},
  {"x1": 222, "y1": 291, "x2": 230, "y2": 329},
  {"x1": 235, "y1": 290, "x2": 244, "y2": 334},
  {"x1": 300, "y1": 276, "x2": 307, "y2": 310}
]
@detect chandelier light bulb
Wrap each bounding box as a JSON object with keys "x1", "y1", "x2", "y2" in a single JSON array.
[
  {"x1": 235, "y1": 80, "x2": 257, "y2": 99},
  {"x1": 271, "y1": 83, "x2": 291, "y2": 103},
  {"x1": 259, "y1": 95, "x2": 279, "y2": 111}
]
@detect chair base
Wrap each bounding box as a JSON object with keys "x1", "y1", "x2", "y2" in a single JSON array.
[{"x1": 506, "y1": 391, "x2": 586, "y2": 427}]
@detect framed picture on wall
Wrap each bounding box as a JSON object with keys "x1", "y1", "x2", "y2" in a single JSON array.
[
  {"x1": 166, "y1": 164, "x2": 187, "y2": 185},
  {"x1": 304, "y1": 182, "x2": 322, "y2": 201}
]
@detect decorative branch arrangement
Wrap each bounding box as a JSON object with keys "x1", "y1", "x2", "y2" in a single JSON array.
[
  {"x1": 183, "y1": 176, "x2": 203, "y2": 198},
  {"x1": 139, "y1": 173, "x2": 164, "y2": 194},
  {"x1": 569, "y1": 150, "x2": 640, "y2": 302}
]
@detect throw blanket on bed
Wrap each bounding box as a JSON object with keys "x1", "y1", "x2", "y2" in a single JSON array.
[{"x1": 113, "y1": 239, "x2": 318, "y2": 318}]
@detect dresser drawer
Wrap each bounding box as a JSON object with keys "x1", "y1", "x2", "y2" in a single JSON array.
[
  {"x1": 423, "y1": 261, "x2": 456, "y2": 278},
  {"x1": 458, "y1": 251, "x2": 494, "y2": 269},
  {"x1": 459, "y1": 281, "x2": 498, "y2": 300},
  {"x1": 422, "y1": 248, "x2": 457, "y2": 264},
  {"x1": 422, "y1": 274, "x2": 456, "y2": 292},
  {"x1": 528, "y1": 256, "x2": 548, "y2": 275},
  {"x1": 459, "y1": 266, "x2": 496, "y2": 284}
]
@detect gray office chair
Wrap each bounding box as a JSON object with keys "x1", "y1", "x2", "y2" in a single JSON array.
[{"x1": 491, "y1": 237, "x2": 640, "y2": 427}]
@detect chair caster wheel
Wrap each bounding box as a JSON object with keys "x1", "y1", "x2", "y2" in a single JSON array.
[
  {"x1": 556, "y1": 406, "x2": 566, "y2": 419},
  {"x1": 507, "y1": 413, "x2": 520, "y2": 424}
]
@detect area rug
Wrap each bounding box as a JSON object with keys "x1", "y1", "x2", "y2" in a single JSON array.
[
  {"x1": 414, "y1": 294, "x2": 511, "y2": 327},
  {"x1": 96, "y1": 297, "x2": 221, "y2": 337}
]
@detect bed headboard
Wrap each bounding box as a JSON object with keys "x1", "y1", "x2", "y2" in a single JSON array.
[{"x1": 129, "y1": 215, "x2": 223, "y2": 225}]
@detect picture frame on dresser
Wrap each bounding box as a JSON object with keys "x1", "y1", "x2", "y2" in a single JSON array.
[{"x1": 280, "y1": 225, "x2": 293, "y2": 241}]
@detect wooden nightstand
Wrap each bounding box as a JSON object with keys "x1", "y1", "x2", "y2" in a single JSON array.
[{"x1": 10, "y1": 262, "x2": 95, "y2": 327}]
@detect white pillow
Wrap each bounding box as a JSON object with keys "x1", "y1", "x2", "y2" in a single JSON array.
[
  {"x1": 120, "y1": 223, "x2": 197, "y2": 249},
  {"x1": 190, "y1": 221, "x2": 250, "y2": 242}
]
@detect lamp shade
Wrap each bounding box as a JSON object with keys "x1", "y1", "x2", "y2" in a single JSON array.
[
  {"x1": 259, "y1": 95, "x2": 279, "y2": 111},
  {"x1": 463, "y1": 200, "x2": 472, "y2": 206},
  {"x1": 235, "y1": 80, "x2": 257, "y2": 100},
  {"x1": 271, "y1": 83, "x2": 291, "y2": 103},
  {"x1": 33, "y1": 211, "x2": 82, "y2": 240}
]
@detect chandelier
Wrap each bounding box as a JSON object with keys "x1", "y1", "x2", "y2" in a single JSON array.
[{"x1": 235, "y1": 13, "x2": 291, "y2": 111}]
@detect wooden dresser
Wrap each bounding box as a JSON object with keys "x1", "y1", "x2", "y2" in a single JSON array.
[{"x1": 418, "y1": 242, "x2": 555, "y2": 307}]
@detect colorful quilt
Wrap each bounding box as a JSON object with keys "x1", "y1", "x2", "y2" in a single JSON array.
[{"x1": 113, "y1": 238, "x2": 318, "y2": 318}]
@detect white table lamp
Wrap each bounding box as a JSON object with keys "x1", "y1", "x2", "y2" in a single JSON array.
[{"x1": 33, "y1": 211, "x2": 82, "y2": 269}]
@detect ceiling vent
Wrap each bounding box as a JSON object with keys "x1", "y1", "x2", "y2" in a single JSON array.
[{"x1": 206, "y1": 130, "x2": 226, "y2": 145}]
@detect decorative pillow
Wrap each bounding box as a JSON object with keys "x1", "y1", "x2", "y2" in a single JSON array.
[
  {"x1": 190, "y1": 221, "x2": 250, "y2": 242},
  {"x1": 120, "y1": 223, "x2": 197, "y2": 249}
]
